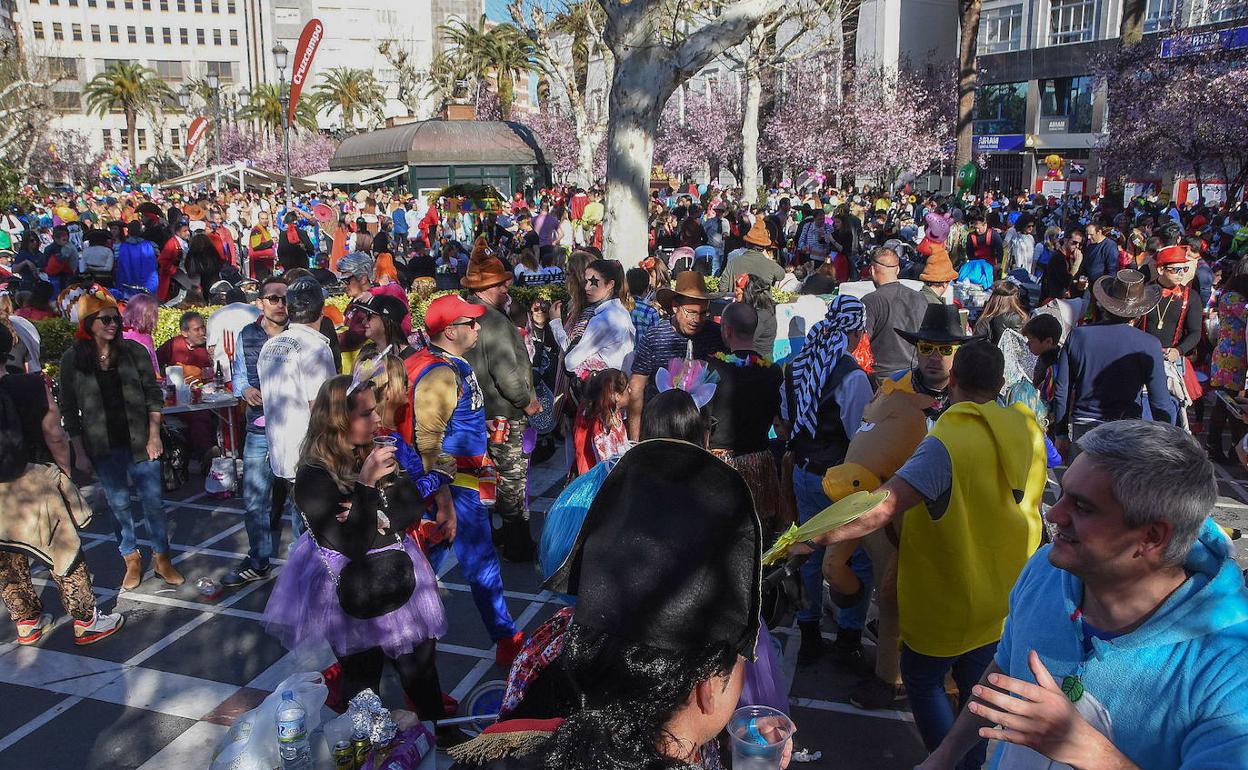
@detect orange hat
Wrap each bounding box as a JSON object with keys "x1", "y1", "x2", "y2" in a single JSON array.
[
  {"x1": 1155, "y1": 244, "x2": 1189, "y2": 267},
  {"x1": 919, "y1": 247, "x2": 958, "y2": 282},
  {"x1": 743, "y1": 217, "x2": 773, "y2": 248},
  {"x1": 461, "y1": 236, "x2": 512, "y2": 290},
  {"x1": 74, "y1": 286, "x2": 119, "y2": 340}
]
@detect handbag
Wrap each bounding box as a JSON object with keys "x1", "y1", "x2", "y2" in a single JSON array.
[
  {"x1": 529, "y1": 380, "x2": 557, "y2": 435},
  {"x1": 299, "y1": 488, "x2": 416, "y2": 620}
]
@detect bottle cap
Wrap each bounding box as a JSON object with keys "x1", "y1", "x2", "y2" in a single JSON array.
[{"x1": 282, "y1": 689, "x2": 294, "y2": 699}]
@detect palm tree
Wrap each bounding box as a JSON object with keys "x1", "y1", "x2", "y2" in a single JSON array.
[
  {"x1": 441, "y1": 14, "x2": 495, "y2": 93},
  {"x1": 311, "y1": 67, "x2": 386, "y2": 133},
  {"x1": 485, "y1": 27, "x2": 536, "y2": 119},
  {"x1": 240, "y1": 83, "x2": 319, "y2": 137},
  {"x1": 83, "y1": 62, "x2": 173, "y2": 158}
]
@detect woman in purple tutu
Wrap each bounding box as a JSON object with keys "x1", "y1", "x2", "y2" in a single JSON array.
[{"x1": 263, "y1": 373, "x2": 456, "y2": 729}]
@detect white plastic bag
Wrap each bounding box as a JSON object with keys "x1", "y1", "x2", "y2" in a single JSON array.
[
  {"x1": 206, "y1": 456, "x2": 238, "y2": 497},
  {"x1": 210, "y1": 671, "x2": 328, "y2": 770}
]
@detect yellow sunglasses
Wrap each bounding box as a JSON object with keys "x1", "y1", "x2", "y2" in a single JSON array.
[{"x1": 916, "y1": 341, "x2": 959, "y2": 356}]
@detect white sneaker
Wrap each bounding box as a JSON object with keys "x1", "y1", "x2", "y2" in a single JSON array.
[
  {"x1": 73, "y1": 609, "x2": 125, "y2": 645},
  {"x1": 15, "y1": 613, "x2": 53, "y2": 645}
]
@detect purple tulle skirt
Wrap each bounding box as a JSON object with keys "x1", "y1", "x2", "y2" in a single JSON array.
[
  {"x1": 263, "y1": 533, "x2": 447, "y2": 658},
  {"x1": 741, "y1": 623, "x2": 789, "y2": 714}
]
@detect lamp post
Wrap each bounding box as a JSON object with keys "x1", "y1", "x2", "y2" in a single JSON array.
[
  {"x1": 272, "y1": 42, "x2": 292, "y2": 214},
  {"x1": 176, "y1": 88, "x2": 190, "y2": 163},
  {"x1": 205, "y1": 72, "x2": 221, "y2": 167}
]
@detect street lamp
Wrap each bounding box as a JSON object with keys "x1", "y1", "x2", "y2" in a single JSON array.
[
  {"x1": 272, "y1": 42, "x2": 292, "y2": 215},
  {"x1": 205, "y1": 72, "x2": 221, "y2": 167}
]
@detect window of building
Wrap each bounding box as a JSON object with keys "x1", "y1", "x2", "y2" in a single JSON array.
[
  {"x1": 162, "y1": 27, "x2": 171, "y2": 43},
  {"x1": 123, "y1": 0, "x2": 133, "y2": 8},
  {"x1": 32, "y1": 21, "x2": 44, "y2": 39},
  {"x1": 973, "y1": 81, "x2": 1028, "y2": 135},
  {"x1": 101, "y1": 58, "x2": 134, "y2": 70},
  {"x1": 180, "y1": 27, "x2": 189, "y2": 44},
  {"x1": 1039, "y1": 75, "x2": 1095, "y2": 133},
  {"x1": 91, "y1": 24, "x2": 101, "y2": 42},
  {"x1": 69, "y1": 0, "x2": 78, "y2": 6},
  {"x1": 979, "y1": 4, "x2": 1024, "y2": 54},
  {"x1": 229, "y1": 29, "x2": 237, "y2": 45},
  {"x1": 213, "y1": 28, "x2": 221, "y2": 45},
  {"x1": 210, "y1": 0, "x2": 218, "y2": 11},
  {"x1": 193, "y1": 0, "x2": 202, "y2": 11},
  {"x1": 160, "y1": 0, "x2": 168, "y2": 8},
  {"x1": 52, "y1": 22, "x2": 63, "y2": 40},
  {"x1": 142, "y1": 0, "x2": 150, "y2": 8},
  {"x1": 105, "y1": 0, "x2": 115, "y2": 7},
  {"x1": 1207, "y1": 0, "x2": 1248, "y2": 23},
  {"x1": 227, "y1": 0, "x2": 235, "y2": 12},
  {"x1": 72, "y1": 23, "x2": 82, "y2": 41},
  {"x1": 47, "y1": 57, "x2": 79, "y2": 78},
  {"x1": 137, "y1": 128, "x2": 147, "y2": 151},
  {"x1": 109, "y1": 24, "x2": 119, "y2": 42},
  {"x1": 171, "y1": 127, "x2": 180, "y2": 150},
  {"x1": 102, "y1": 129, "x2": 113, "y2": 151},
  {"x1": 89, "y1": 0, "x2": 97, "y2": 6},
  {"x1": 177, "y1": 0, "x2": 185, "y2": 8},
  {"x1": 1048, "y1": 0, "x2": 1096, "y2": 45},
  {"x1": 205, "y1": 60, "x2": 233, "y2": 82},
  {"x1": 53, "y1": 91, "x2": 81, "y2": 110},
  {"x1": 196, "y1": 28, "x2": 205, "y2": 44},
  {"x1": 49, "y1": 0, "x2": 57, "y2": 5},
  {"x1": 127, "y1": 26, "x2": 137, "y2": 43},
  {"x1": 153, "y1": 59, "x2": 184, "y2": 80},
  {"x1": 145, "y1": 26, "x2": 154, "y2": 43}
]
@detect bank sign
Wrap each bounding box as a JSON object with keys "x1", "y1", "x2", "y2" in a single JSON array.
[
  {"x1": 1160, "y1": 25, "x2": 1248, "y2": 58},
  {"x1": 973, "y1": 134, "x2": 1026, "y2": 153}
]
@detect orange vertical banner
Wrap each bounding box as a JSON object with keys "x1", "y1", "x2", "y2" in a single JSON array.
[{"x1": 185, "y1": 115, "x2": 209, "y2": 158}]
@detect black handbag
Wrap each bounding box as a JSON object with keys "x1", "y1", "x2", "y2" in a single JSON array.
[
  {"x1": 760, "y1": 554, "x2": 808, "y2": 630},
  {"x1": 300, "y1": 504, "x2": 417, "y2": 621}
]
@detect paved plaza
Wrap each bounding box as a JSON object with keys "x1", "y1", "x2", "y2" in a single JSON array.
[{"x1": 2, "y1": 441, "x2": 1246, "y2": 769}]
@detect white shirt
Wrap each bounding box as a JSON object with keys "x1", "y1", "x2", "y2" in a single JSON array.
[
  {"x1": 550, "y1": 298, "x2": 636, "y2": 375},
  {"x1": 257, "y1": 323, "x2": 336, "y2": 479},
  {"x1": 207, "y1": 303, "x2": 261, "y2": 382}
]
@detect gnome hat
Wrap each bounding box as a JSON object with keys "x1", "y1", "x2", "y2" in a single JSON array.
[{"x1": 461, "y1": 236, "x2": 512, "y2": 290}]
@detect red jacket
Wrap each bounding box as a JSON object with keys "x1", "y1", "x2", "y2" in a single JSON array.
[{"x1": 157, "y1": 237, "x2": 182, "y2": 301}]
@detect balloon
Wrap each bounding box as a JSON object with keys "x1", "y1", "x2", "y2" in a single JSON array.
[
  {"x1": 697, "y1": 184, "x2": 708, "y2": 196},
  {"x1": 956, "y1": 162, "x2": 978, "y2": 191},
  {"x1": 1047, "y1": 169, "x2": 1061, "y2": 179},
  {"x1": 1044, "y1": 154, "x2": 1064, "y2": 171}
]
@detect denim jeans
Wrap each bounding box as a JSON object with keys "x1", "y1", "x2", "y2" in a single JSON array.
[
  {"x1": 793, "y1": 465, "x2": 874, "y2": 627},
  {"x1": 900, "y1": 641, "x2": 998, "y2": 770},
  {"x1": 241, "y1": 431, "x2": 275, "y2": 568},
  {"x1": 92, "y1": 448, "x2": 168, "y2": 555}
]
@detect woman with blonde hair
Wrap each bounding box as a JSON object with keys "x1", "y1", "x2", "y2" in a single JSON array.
[{"x1": 263, "y1": 373, "x2": 460, "y2": 735}]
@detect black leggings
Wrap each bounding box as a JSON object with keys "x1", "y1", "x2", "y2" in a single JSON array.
[
  {"x1": 1207, "y1": 388, "x2": 1246, "y2": 453},
  {"x1": 336, "y1": 640, "x2": 445, "y2": 723}
]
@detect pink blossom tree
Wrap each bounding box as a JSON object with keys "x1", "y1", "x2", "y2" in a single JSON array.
[
  {"x1": 517, "y1": 106, "x2": 582, "y2": 182},
  {"x1": 33, "y1": 129, "x2": 107, "y2": 186},
  {"x1": 760, "y1": 55, "x2": 846, "y2": 179},
  {"x1": 1098, "y1": 46, "x2": 1248, "y2": 198},
  {"x1": 654, "y1": 83, "x2": 743, "y2": 183},
  {"x1": 841, "y1": 64, "x2": 953, "y2": 188},
  {"x1": 212, "y1": 124, "x2": 337, "y2": 177}
]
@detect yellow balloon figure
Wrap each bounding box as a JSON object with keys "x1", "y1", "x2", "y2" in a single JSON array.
[
  {"x1": 1044, "y1": 154, "x2": 1064, "y2": 172},
  {"x1": 819, "y1": 375, "x2": 937, "y2": 690}
]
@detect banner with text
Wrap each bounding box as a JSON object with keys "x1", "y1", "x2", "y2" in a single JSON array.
[
  {"x1": 185, "y1": 115, "x2": 209, "y2": 159},
  {"x1": 288, "y1": 19, "x2": 324, "y2": 126}
]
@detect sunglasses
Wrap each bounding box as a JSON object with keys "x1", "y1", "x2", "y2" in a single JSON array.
[
  {"x1": 262, "y1": 294, "x2": 287, "y2": 304},
  {"x1": 448, "y1": 318, "x2": 479, "y2": 329},
  {"x1": 95, "y1": 315, "x2": 122, "y2": 326},
  {"x1": 916, "y1": 341, "x2": 958, "y2": 356},
  {"x1": 1159, "y1": 264, "x2": 1190, "y2": 274}
]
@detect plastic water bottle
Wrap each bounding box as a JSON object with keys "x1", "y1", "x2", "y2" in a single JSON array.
[{"x1": 275, "y1": 689, "x2": 312, "y2": 769}]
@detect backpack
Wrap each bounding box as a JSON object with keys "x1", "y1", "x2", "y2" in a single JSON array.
[{"x1": 0, "y1": 385, "x2": 28, "y2": 482}]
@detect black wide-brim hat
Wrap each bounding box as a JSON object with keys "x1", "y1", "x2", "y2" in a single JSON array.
[
  {"x1": 896, "y1": 303, "x2": 980, "y2": 345},
  {"x1": 545, "y1": 439, "x2": 763, "y2": 660}
]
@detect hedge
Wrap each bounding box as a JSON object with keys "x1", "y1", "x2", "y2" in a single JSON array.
[{"x1": 35, "y1": 279, "x2": 797, "y2": 374}]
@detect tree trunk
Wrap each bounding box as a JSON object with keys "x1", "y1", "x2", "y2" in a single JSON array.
[
  {"x1": 499, "y1": 73, "x2": 514, "y2": 119},
  {"x1": 840, "y1": 0, "x2": 861, "y2": 98},
  {"x1": 125, "y1": 109, "x2": 137, "y2": 161},
  {"x1": 602, "y1": 56, "x2": 668, "y2": 269},
  {"x1": 741, "y1": 60, "x2": 763, "y2": 199},
  {"x1": 1119, "y1": 0, "x2": 1146, "y2": 47},
  {"x1": 571, "y1": 101, "x2": 598, "y2": 188},
  {"x1": 955, "y1": 0, "x2": 982, "y2": 167}
]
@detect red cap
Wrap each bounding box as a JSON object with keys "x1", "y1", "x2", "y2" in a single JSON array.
[
  {"x1": 425, "y1": 294, "x2": 486, "y2": 338},
  {"x1": 1156, "y1": 245, "x2": 1189, "y2": 267}
]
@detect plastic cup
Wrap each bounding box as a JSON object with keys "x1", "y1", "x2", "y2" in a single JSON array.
[
  {"x1": 727, "y1": 705, "x2": 794, "y2": 770},
  {"x1": 165, "y1": 365, "x2": 185, "y2": 387},
  {"x1": 372, "y1": 434, "x2": 398, "y2": 448}
]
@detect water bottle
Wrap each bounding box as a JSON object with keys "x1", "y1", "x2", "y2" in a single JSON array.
[{"x1": 275, "y1": 689, "x2": 312, "y2": 769}]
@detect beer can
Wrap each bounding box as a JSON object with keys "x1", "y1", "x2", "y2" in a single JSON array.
[
  {"x1": 332, "y1": 739, "x2": 355, "y2": 769},
  {"x1": 350, "y1": 733, "x2": 371, "y2": 766}
]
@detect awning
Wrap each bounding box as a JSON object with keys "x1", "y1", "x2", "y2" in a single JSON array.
[
  {"x1": 159, "y1": 162, "x2": 314, "y2": 191},
  {"x1": 360, "y1": 167, "x2": 406, "y2": 184},
  {"x1": 305, "y1": 167, "x2": 403, "y2": 186}
]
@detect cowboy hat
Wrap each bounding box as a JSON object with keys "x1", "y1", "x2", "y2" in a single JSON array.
[
  {"x1": 1092, "y1": 269, "x2": 1161, "y2": 319},
  {"x1": 183, "y1": 203, "x2": 206, "y2": 220},
  {"x1": 896, "y1": 304, "x2": 979, "y2": 346},
  {"x1": 656, "y1": 271, "x2": 713, "y2": 309}
]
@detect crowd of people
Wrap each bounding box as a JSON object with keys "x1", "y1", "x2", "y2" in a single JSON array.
[{"x1": 0, "y1": 177, "x2": 1246, "y2": 769}]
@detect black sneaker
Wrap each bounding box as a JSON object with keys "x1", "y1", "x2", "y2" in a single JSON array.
[
  {"x1": 849, "y1": 676, "x2": 900, "y2": 710},
  {"x1": 222, "y1": 561, "x2": 272, "y2": 587},
  {"x1": 797, "y1": 620, "x2": 824, "y2": 665}
]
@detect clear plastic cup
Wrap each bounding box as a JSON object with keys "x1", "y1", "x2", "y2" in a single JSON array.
[
  {"x1": 372, "y1": 434, "x2": 398, "y2": 449},
  {"x1": 727, "y1": 705, "x2": 795, "y2": 770}
]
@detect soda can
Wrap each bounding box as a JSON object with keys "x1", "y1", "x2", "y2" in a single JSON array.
[
  {"x1": 488, "y1": 417, "x2": 509, "y2": 444},
  {"x1": 332, "y1": 739, "x2": 355, "y2": 769}
]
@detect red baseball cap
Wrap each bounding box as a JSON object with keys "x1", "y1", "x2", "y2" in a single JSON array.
[
  {"x1": 1155, "y1": 244, "x2": 1189, "y2": 267},
  {"x1": 425, "y1": 294, "x2": 486, "y2": 337}
]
